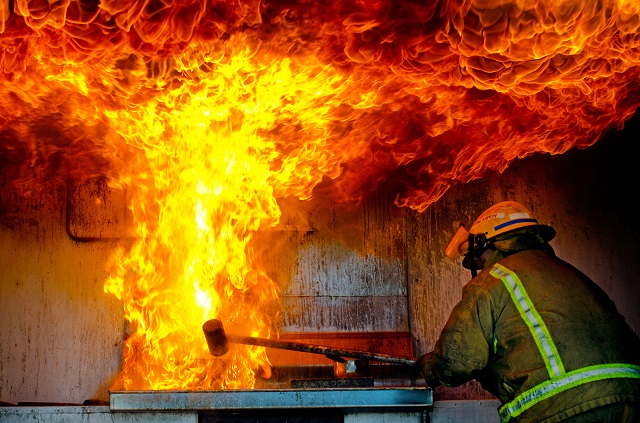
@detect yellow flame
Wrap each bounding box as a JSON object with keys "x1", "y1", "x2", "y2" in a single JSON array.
[{"x1": 97, "y1": 34, "x2": 374, "y2": 389}]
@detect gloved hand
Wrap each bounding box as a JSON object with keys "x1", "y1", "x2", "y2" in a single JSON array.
[
  {"x1": 413, "y1": 353, "x2": 429, "y2": 376},
  {"x1": 412, "y1": 353, "x2": 438, "y2": 388}
]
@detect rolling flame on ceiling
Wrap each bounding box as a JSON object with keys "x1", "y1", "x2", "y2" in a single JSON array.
[{"x1": 1, "y1": 0, "x2": 639, "y2": 390}]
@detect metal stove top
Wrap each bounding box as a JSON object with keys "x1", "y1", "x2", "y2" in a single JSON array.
[{"x1": 109, "y1": 387, "x2": 432, "y2": 412}]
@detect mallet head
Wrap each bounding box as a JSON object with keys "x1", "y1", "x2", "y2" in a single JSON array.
[{"x1": 202, "y1": 319, "x2": 230, "y2": 356}]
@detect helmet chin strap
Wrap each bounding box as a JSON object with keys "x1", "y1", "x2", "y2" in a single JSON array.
[{"x1": 468, "y1": 232, "x2": 478, "y2": 278}]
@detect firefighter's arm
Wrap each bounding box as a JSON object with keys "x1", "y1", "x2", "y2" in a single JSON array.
[{"x1": 415, "y1": 283, "x2": 493, "y2": 387}]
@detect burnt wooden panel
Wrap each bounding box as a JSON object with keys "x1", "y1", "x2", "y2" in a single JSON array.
[
  {"x1": 257, "y1": 185, "x2": 409, "y2": 334},
  {"x1": 281, "y1": 296, "x2": 408, "y2": 332},
  {"x1": 288, "y1": 242, "x2": 405, "y2": 296},
  {"x1": 0, "y1": 177, "x2": 125, "y2": 404},
  {"x1": 66, "y1": 176, "x2": 133, "y2": 240}
]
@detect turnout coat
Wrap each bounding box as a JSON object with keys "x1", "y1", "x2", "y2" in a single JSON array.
[{"x1": 417, "y1": 247, "x2": 640, "y2": 422}]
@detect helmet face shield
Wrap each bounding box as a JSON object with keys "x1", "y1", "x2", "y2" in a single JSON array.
[{"x1": 445, "y1": 224, "x2": 470, "y2": 259}]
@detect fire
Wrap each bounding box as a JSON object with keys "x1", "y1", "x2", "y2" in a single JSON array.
[{"x1": 1, "y1": 0, "x2": 639, "y2": 390}]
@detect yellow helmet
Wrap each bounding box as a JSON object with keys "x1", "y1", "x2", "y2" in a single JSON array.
[{"x1": 445, "y1": 200, "x2": 555, "y2": 260}]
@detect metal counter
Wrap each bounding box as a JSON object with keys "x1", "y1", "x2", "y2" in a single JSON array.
[{"x1": 109, "y1": 387, "x2": 432, "y2": 412}]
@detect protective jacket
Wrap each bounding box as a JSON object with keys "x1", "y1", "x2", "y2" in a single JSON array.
[{"x1": 417, "y1": 247, "x2": 640, "y2": 422}]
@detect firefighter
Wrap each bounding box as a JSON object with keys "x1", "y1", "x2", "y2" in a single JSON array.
[{"x1": 415, "y1": 200, "x2": 640, "y2": 422}]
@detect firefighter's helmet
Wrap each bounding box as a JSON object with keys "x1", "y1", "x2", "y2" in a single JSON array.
[{"x1": 445, "y1": 201, "x2": 555, "y2": 260}]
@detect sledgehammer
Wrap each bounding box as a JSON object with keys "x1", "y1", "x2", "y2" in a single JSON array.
[{"x1": 202, "y1": 319, "x2": 416, "y2": 366}]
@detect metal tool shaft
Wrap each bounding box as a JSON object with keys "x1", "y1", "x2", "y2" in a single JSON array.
[{"x1": 202, "y1": 319, "x2": 416, "y2": 366}]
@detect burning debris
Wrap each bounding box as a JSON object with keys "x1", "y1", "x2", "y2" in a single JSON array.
[{"x1": 1, "y1": 0, "x2": 639, "y2": 390}]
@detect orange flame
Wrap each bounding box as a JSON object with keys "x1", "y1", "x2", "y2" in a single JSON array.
[{"x1": 1, "y1": 0, "x2": 639, "y2": 390}]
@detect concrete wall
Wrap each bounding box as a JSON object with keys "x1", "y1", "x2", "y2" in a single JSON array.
[{"x1": 1, "y1": 114, "x2": 638, "y2": 405}]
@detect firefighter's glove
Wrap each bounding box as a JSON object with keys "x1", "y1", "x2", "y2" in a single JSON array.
[{"x1": 413, "y1": 354, "x2": 428, "y2": 376}]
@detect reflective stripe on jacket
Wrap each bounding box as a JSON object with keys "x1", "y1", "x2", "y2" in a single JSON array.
[
  {"x1": 419, "y1": 248, "x2": 640, "y2": 423},
  {"x1": 490, "y1": 262, "x2": 640, "y2": 422}
]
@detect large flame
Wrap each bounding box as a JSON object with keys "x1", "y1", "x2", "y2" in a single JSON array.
[{"x1": 1, "y1": 0, "x2": 639, "y2": 390}]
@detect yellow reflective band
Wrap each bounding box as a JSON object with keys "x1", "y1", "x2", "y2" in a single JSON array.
[
  {"x1": 499, "y1": 364, "x2": 640, "y2": 422},
  {"x1": 490, "y1": 264, "x2": 565, "y2": 378}
]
